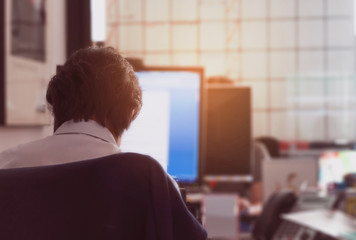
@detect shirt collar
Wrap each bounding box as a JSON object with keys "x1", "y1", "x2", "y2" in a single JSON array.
[{"x1": 54, "y1": 120, "x2": 118, "y2": 145}]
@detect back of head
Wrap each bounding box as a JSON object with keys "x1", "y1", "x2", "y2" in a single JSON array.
[{"x1": 46, "y1": 47, "x2": 142, "y2": 138}]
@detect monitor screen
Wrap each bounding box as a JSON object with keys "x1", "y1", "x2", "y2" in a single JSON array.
[
  {"x1": 319, "y1": 151, "x2": 356, "y2": 190},
  {"x1": 204, "y1": 86, "x2": 252, "y2": 182},
  {"x1": 120, "y1": 67, "x2": 203, "y2": 183}
]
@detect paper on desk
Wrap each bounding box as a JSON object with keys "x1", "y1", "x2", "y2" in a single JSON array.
[{"x1": 282, "y1": 209, "x2": 356, "y2": 238}]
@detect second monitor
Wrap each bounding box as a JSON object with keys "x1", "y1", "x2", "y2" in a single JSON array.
[{"x1": 204, "y1": 86, "x2": 252, "y2": 182}]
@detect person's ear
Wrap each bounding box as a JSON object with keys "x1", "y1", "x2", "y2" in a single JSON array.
[
  {"x1": 53, "y1": 118, "x2": 60, "y2": 133},
  {"x1": 130, "y1": 108, "x2": 139, "y2": 121}
]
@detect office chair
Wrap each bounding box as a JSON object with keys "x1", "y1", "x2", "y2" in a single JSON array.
[
  {"x1": 255, "y1": 136, "x2": 280, "y2": 158},
  {"x1": 252, "y1": 191, "x2": 297, "y2": 240},
  {"x1": 0, "y1": 153, "x2": 207, "y2": 240}
]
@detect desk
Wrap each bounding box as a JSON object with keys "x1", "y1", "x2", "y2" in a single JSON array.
[
  {"x1": 283, "y1": 209, "x2": 356, "y2": 239},
  {"x1": 187, "y1": 193, "x2": 240, "y2": 240}
]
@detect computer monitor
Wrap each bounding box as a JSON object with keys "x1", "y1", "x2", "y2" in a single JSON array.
[
  {"x1": 120, "y1": 67, "x2": 204, "y2": 184},
  {"x1": 318, "y1": 150, "x2": 356, "y2": 190},
  {"x1": 204, "y1": 86, "x2": 252, "y2": 182}
]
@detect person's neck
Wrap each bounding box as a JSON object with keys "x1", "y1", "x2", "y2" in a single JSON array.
[{"x1": 89, "y1": 118, "x2": 120, "y2": 144}]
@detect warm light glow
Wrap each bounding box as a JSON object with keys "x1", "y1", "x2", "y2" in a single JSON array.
[{"x1": 90, "y1": 0, "x2": 106, "y2": 42}]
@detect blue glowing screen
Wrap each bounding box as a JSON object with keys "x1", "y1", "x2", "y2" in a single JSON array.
[{"x1": 121, "y1": 70, "x2": 201, "y2": 183}]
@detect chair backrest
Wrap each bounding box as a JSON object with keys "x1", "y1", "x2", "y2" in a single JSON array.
[
  {"x1": 252, "y1": 191, "x2": 297, "y2": 240},
  {"x1": 252, "y1": 141, "x2": 271, "y2": 183},
  {"x1": 0, "y1": 153, "x2": 207, "y2": 240},
  {"x1": 256, "y1": 136, "x2": 280, "y2": 158}
]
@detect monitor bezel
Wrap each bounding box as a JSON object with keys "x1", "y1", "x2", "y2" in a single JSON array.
[{"x1": 135, "y1": 66, "x2": 205, "y2": 186}]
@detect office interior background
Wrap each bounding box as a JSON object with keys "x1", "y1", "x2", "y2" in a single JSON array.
[
  {"x1": 107, "y1": 0, "x2": 355, "y2": 143},
  {"x1": 1, "y1": 0, "x2": 355, "y2": 150},
  {"x1": 1, "y1": 0, "x2": 356, "y2": 238}
]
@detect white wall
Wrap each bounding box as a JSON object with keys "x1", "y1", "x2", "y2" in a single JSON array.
[
  {"x1": 107, "y1": 0, "x2": 356, "y2": 141},
  {"x1": 0, "y1": 0, "x2": 65, "y2": 152}
]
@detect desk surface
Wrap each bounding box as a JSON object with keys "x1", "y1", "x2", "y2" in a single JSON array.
[{"x1": 283, "y1": 209, "x2": 356, "y2": 238}]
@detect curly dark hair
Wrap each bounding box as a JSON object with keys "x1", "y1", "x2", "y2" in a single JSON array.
[{"x1": 46, "y1": 46, "x2": 142, "y2": 139}]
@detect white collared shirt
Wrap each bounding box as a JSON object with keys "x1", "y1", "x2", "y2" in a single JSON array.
[
  {"x1": 0, "y1": 120, "x2": 121, "y2": 169},
  {"x1": 0, "y1": 119, "x2": 181, "y2": 193}
]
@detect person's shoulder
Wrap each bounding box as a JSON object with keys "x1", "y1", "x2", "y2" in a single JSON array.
[
  {"x1": 0, "y1": 143, "x2": 26, "y2": 168},
  {"x1": 0, "y1": 137, "x2": 53, "y2": 168}
]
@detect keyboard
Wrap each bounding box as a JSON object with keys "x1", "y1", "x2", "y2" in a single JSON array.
[{"x1": 273, "y1": 220, "x2": 303, "y2": 239}]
